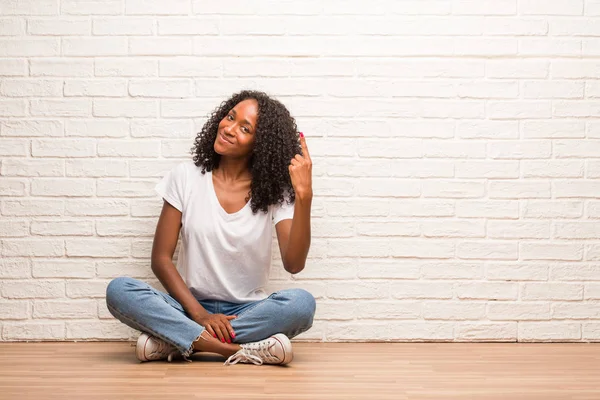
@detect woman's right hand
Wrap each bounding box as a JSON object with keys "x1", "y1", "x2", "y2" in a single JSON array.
[{"x1": 196, "y1": 314, "x2": 237, "y2": 343}]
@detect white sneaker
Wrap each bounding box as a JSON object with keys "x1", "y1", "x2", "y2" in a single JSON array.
[
  {"x1": 135, "y1": 333, "x2": 179, "y2": 362},
  {"x1": 224, "y1": 333, "x2": 293, "y2": 366}
]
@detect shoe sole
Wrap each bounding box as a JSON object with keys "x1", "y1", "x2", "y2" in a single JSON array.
[
  {"x1": 272, "y1": 333, "x2": 293, "y2": 365},
  {"x1": 135, "y1": 333, "x2": 152, "y2": 362}
]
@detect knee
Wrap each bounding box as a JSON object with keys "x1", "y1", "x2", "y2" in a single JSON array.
[
  {"x1": 105, "y1": 276, "x2": 137, "y2": 308},
  {"x1": 278, "y1": 289, "x2": 316, "y2": 326}
]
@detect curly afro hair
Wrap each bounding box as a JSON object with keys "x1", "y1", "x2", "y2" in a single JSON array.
[{"x1": 191, "y1": 90, "x2": 301, "y2": 214}]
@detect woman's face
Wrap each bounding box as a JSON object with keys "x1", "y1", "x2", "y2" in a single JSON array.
[{"x1": 214, "y1": 99, "x2": 258, "y2": 158}]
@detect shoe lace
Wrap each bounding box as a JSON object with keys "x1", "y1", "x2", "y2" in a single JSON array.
[{"x1": 223, "y1": 339, "x2": 279, "y2": 366}]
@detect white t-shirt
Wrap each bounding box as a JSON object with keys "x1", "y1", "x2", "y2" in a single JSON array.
[{"x1": 154, "y1": 161, "x2": 294, "y2": 303}]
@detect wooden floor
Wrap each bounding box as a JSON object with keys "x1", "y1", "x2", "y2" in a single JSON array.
[{"x1": 1, "y1": 342, "x2": 599, "y2": 400}]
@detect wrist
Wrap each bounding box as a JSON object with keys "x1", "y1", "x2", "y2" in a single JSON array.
[{"x1": 295, "y1": 189, "x2": 313, "y2": 203}]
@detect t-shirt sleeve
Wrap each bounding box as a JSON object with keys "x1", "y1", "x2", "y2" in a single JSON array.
[
  {"x1": 272, "y1": 194, "x2": 295, "y2": 225},
  {"x1": 154, "y1": 162, "x2": 187, "y2": 212}
]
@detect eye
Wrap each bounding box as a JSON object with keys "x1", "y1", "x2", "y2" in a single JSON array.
[
  {"x1": 242, "y1": 126, "x2": 250, "y2": 133},
  {"x1": 227, "y1": 114, "x2": 234, "y2": 120}
]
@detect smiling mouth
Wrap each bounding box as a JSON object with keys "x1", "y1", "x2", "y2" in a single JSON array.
[{"x1": 219, "y1": 132, "x2": 233, "y2": 144}]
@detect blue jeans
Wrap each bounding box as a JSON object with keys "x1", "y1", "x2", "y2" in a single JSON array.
[{"x1": 105, "y1": 276, "x2": 316, "y2": 357}]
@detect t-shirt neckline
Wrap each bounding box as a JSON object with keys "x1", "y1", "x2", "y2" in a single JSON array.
[{"x1": 207, "y1": 170, "x2": 252, "y2": 220}]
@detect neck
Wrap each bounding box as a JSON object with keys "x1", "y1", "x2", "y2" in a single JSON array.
[{"x1": 214, "y1": 156, "x2": 251, "y2": 182}]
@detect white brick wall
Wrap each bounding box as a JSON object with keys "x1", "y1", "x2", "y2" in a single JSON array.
[{"x1": 1, "y1": 0, "x2": 599, "y2": 343}]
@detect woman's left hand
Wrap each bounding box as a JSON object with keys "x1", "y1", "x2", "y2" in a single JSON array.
[{"x1": 289, "y1": 133, "x2": 313, "y2": 201}]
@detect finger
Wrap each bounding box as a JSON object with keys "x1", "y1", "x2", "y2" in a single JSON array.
[
  {"x1": 217, "y1": 323, "x2": 231, "y2": 343},
  {"x1": 205, "y1": 325, "x2": 217, "y2": 339},
  {"x1": 225, "y1": 321, "x2": 236, "y2": 340},
  {"x1": 300, "y1": 134, "x2": 311, "y2": 160},
  {"x1": 290, "y1": 159, "x2": 301, "y2": 167},
  {"x1": 213, "y1": 324, "x2": 225, "y2": 343},
  {"x1": 226, "y1": 315, "x2": 237, "y2": 320},
  {"x1": 294, "y1": 154, "x2": 304, "y2": 163}
]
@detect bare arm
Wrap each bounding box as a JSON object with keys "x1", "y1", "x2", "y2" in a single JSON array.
[
  {"x1": 276, "y1": 197, "x2": 311, "y2": 274},
  {"x1": 277, "y1": 133, "x2": 313, "y2": 274},
  {"x1": 151, "y1": 200, "x2": 209, "y2": 321}
]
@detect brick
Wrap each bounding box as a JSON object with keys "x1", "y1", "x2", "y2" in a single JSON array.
[
  {"x1": 523, "y1": 81, "x2": 584, "y2": 99},
  {"x1": 522, "y1": 121, "x2": 585, "y2": 138},
  {"x1": 489, "y1": 181, "x2": 550, "y2": 199},
  {"x1": 95, "y1": 58, "x2": 158, "y2": 77},
  {"x1": 93, "y1": 18, "x2": 154, "y2": 35},
  {"x1": 1, "y1": 79, "x2": 62, "y2": 97},
  {"x1": 520, "y1": 0, "x2": 583, "y2": 15},
  {"x1": 66, "y1": 280, "x2": 111, "y2": 298},
  {"x1": 356, "y1": 179, "x2": 420, "y2": 197},
  {"x1": 522, "y1": 283, "x2": 583, "y2": 301},
  {"x1": 1, "y1": 120, "x2": 63, "y2": 137},
  {"x1": 66, "y1": 159, "x2": 127, "y2": 177},
  {"x1": 0, "y1": 38, "x2": 59, "y2": 56},
  {"x1": 422, "y1": 180, "x2": 485, "y2": 198},
  {"x1": 65, "y1": 199, "x2": 129, "y2": 216},
  {"x1": 33, "y1": 300, "x2": 96, "y2": 319},
  {"x1": 3, "y1": 239, "x2": 64, "y2": 257},
  {"x1": 390, "y1": 239, "x2": 454, "y2": 259},
  {"x1": 31, "y1": 220, "x2": 93, "y2": 236},
  {"x1": 422, "y1": 220, "x2": 485, "y2": 238},
  {"x1": 28, "y1": 18, "x2": 90, "y2": 35},
  {"x1": 97, "y1": 140, "x2": 160, "y2": 157},
  {"x1": 357, "y1": 139, "x2": 422, "y2": 158},
  {"x1": 423, "y1": 140, "x2": 486, "y2": 158},
  {"x1": 455, "y1": 161, "x2": 519, "y2": 178},
  {"x1": 552, "y1": 303, "x2": 600, "y2": 319},
  {"x1": 551, "y1": 264, "x2": 600, "y2": 280},
  {"x1": 0, "y1": 100, "x2": 26, "y2": 116},
  {"x1": 455, "y1": 323, "x2": 517, "y2": 341},
  {"x1": 0, "y1": 138, "x2": 29, "y2": 159},
  {"x1": 63, "y1": 38, "x2": 127, "y2": 56},
  {"x1": 391, "y1": 281, "x2": 453, "y2": 299},
  {"x1": 523, "y1": 201, "x2": 583, "y2": 218},
  {"x1": 33, "y1": 260, "x2": 95, "y2": 278},
  {"x1": 488, "y1": 221, "x2": 550, "y2": 239},
  {"x1": 30, "y1": 58, "x2": 93, "y2": 77},
  {"x1": 93, "y1": 99, "x2": 157, "y2": 118},
  {"x1": 2, "y1": 159, "x2": 64, "y2": 177},
  {"x1": 354, "y1": 301, "x2": 421, "y2": 320},
  {"x1": 486, "y1": 263, "x2": 548, "y2": 281},
  {"x1": 0, "y1": 220, "x2": 28, "y2": 237},
  {"x1": 2, "y1": 199, "x2": 63, "y2": 216},
  {"x1": 0, "y1": 300, "x2": 29, "y2": 319},
  {"x1": 0, "y1": 59, "x2": 26, "y2": 76},
  {"x1": 457, "y1": 241, "x2": 518, "y2": 260},
  {"x1": 0, "y1": 259, "x2": 30, "y2": 279},
  {"x1": 521, "y1": 243, "x2": 583, "y2": 261},
  {"x1": 522, "y1": 161, "x2": 583, "y2": 178},
  {"x1": 66, "y1": 239, "x2": 129, "y2": 258},
  {"x1": 31, "y1": 178, "x2": 94, "y2": 197},
  {"x1": 421, "y1": 262, "x2": 483, "y2": 279},
  {"x1": 488, "y1": 302, "x2": 550, "y2": 321},
  {"x1": 3, "y1": 322, "x2": 65, "y2": 340},
  {"x1": 423, "y1": 302, "x2": 486, "y2": 320},
  {"x1": 130, "y1": 120, "x2": 192, "y2": 138},
  {"x1": 357, "y1": 260, "x2": 420, "y2": 279},
  {"x1": 129, "y1": 38, "x2": 191, "y2": 56},
  {"x1": 0, "y1": 179, "x2": 27, "y2": 196},
  {"x1": 457, "y1": 120, "x2": 518, "y2": 139},
  {"x1": 64, "y1": 79, "x2": 127, "y2": 97},
  {"x1": 126, "y1": 0, "x2": 190, "y2": 15},
  {"x1": 586, "y1": 244, "x2": 600, "y2": 261},
  {"x1": 66, "y1": 321, "x2": 136, "y2": 340},
  {"x1": 96, "y1": 219, "x2": 155, "y2": 237},
  {"x1": 2, "y1": 280, "x2": 65, "y2": 299},
  {"x1": 554, "y1": 181, "x2": 600, "y2": 198},
  {"x1": 97, "y1": 179, "x2": 156, "y2": 197},
  {"x1": 357, "y1": 221, "x2": 419, "y2": 237},
  {"x1": 96, "y1": 261, "x2": 153, "y2": 279},
  {"x1": 455, "y1": 282, "x2": 518, "y2": 300},
  {"x1": 30, "y1": 99, "x2": 91, "y2": 117},
  {"x1": 456, "y1": 200, "x2": 519, "y2": 219},
  {"x1": 486, "y1": 60, "x2": 548, "y2": 79}
]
